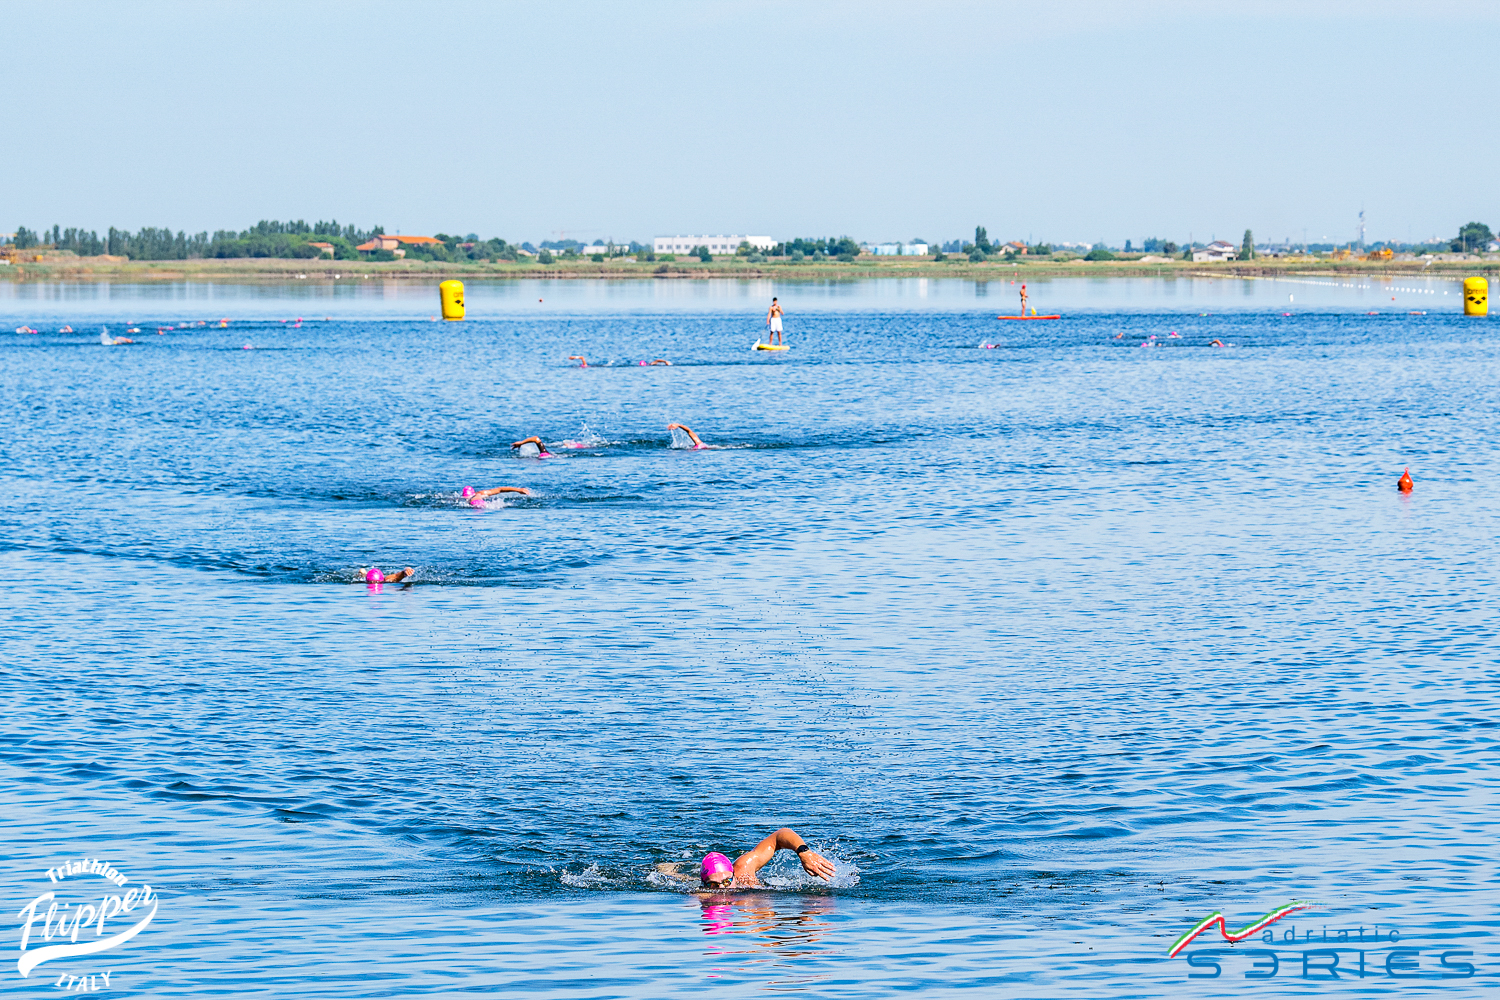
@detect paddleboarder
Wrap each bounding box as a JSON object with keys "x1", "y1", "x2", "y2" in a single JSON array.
[
  {"x1": 1019, "y1": 284, "x2": 1029, "y2": 317},
  {"x1": 766, "y1": 297, "x2": 785, "y2": 345}
]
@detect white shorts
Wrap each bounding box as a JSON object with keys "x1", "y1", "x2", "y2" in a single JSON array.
[{"x1": 769, "y1": 316, "x2": 783, "y2": 332}]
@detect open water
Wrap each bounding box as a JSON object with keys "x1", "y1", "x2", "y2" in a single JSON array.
[{"x1": 2, "y1": 276, "x2": 1496, "y2": 997}]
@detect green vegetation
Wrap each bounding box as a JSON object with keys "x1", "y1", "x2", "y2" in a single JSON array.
[
  {"x1": 1084, "y1": 243, "x2": 1116, "y2": 261},
  {"x1": 1452, "y1": 221, "x2": 1493, "y2": 253},
  {"x1": 3, "y1": 218, "x2": 542, "y2": 263},
  {"x1": 782, "y1": 236, "x2": 860, "y2": 259},
  {"x1": 692, "y1": 245, "x2": 713, "y2": 262},
  {"x1": 1241, "y1": 229, "x2": 1255, "y2": 260}
]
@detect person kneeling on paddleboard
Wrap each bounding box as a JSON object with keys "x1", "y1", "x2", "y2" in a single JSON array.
[{"x1": 657, "y1": 827, "x2": 836, "y2": 890}]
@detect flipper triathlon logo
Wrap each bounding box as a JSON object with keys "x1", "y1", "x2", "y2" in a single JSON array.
[
  {"x1": 13, "y1": 857, "x2": 159, "y2": 990},
  {"x1": 1169, "y1": 901, "x2": 1317, "y2": 957}
]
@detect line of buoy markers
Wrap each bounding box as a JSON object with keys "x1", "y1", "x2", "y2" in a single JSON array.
[{"x1": 1244, "y1": 275, "x2": 1447, "y2": 294}]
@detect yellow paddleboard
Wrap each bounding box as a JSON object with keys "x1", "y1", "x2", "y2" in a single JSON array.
[{"x1": 753, "y1": 341, "x2": 789, "y2": 351}]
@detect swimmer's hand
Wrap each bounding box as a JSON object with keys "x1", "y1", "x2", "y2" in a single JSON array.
[{"x1": 798, "y1": 849, "x2": 836, "y2": 880}]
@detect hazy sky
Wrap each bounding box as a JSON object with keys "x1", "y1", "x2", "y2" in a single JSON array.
[{"x1": 8, "y1": 0, "x2": 1497, "y2": 246}]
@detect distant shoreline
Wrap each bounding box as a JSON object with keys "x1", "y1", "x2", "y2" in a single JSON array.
[{"x1": 2, "y1": 255, "x2": 1495, "y2": 283}]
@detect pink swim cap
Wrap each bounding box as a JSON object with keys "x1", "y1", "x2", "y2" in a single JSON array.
[
  {"x1": 461, "y1": 486, "x2": 475, "y2": 498},
  {"x1": 468, "y1": 495, "x2": 485, "y2": 508},
  {"x1": 365, "y1": 567, "x2": 385, "y2": 583},
  {"x1": 700, "y1": 853, "x2": 733, "y2": 882}
]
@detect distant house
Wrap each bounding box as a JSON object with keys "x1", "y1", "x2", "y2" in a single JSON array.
[
  {"x1": 355, "y1": 235, "x2": 445, "y2": 258},
  {"x1": 580, "y1": 244, "x2": 610, "y2": 255},
  {"x1": 1192, "y1": 240, "x2": 1238, "y2": 263},
  {"x1": 653, "y1": 235, "x2": 775, "y2": 255},
  {"x1": 999, "y1": 241, "x2": 1028, "y2": 255},
  {"x1": 866, "y1": 242, "x2": 929, "y2": 256},
  {"x1": 308, "y1": 242, "x2": 335, "y2": 257}
]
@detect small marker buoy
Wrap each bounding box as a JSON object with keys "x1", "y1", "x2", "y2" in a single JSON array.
[{"x1": 1397, "y1": 468, "x2": 1414, "y2": 494}]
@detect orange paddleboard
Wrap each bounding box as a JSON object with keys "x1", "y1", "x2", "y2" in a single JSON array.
[{"x1": 996, "y1": 315, "x2": 1061, "y2": 320}]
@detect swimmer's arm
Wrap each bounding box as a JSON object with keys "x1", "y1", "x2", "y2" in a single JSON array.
[
  {"x1": 666, "y1": 423, "x2": 703, "y2": 447},
  {"x1": 733, "y1": 827, "x2": 836, "y2": 884},
  {"x1": 383, "y1": 567, "x2": 416, "y2": 583},
  {"x1": 476, "y1": 487, "x2": 533, "y2": 498},
  {"x1": 511, "y1": 436, "x2": 544, "y2": 449}
]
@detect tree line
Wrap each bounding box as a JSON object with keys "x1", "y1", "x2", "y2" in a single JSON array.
[{"x1": 8, "y1": 220, "x2": 387, "y2": 260}]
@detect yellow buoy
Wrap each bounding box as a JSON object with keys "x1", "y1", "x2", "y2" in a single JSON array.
[
  {"x1": 439, "y1": 279, "x2": 465, "y2": 321},
  {"x1": 1463, "y1": 276, "x2": 1488, "y2": 316}
]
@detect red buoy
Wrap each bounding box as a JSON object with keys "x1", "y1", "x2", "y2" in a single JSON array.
[{"x1": 1397, "y1": 468, "x2": 1414, "y2": 494}]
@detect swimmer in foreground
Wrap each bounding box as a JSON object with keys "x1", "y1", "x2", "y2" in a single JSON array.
[
  {"x1": 362, "y1": 566, "x2": 416, "y2": 584},
  {"x1": 657, "y1": 827, "x2": 836, "y2": 890},
  {"x1": 666, "y1": 423, "x2": 708, "y2": 449},
  {"x1": 568, "y1": 355, "x2": 588, "y2": 367},
  {"x1": 462, "y1": 485, "x2": 534, "y2": 507},
  {"x1": 511, "y1": 435, "x2": 553, "y2": 458},
  {"x1": 462, "y1": 485, "x2": 534, "y2": 499}
]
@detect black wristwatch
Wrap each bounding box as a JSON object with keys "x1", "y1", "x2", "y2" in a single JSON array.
[{"x1": 794, "y1": 844, "x2": 811, "y2": 855}]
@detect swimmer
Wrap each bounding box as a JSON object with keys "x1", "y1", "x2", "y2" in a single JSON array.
[
  {"x1": 666, "y1": 423, "x2": 708, "y2": 449},
  {"x1": 362, "y1": 566, "x2": 416, "y2": 584},
  {"x1": 641, "y1": 359, "x2": 671, "y2": 365},
  {"x1": 766, "y1": 297, "x2": 785, "y2": 346},
  {"x1": 656, "y1": 827, "x2": 836, "y2": 890},
  {"x1": 1209, "y1": 339, "x2": 1225, "y2": 347},
  {"x1": 511, "y1": 436, "x2": 553, "y2": 458},
  {"x1": 100, "y1": 328, "x2": 134, "y2": 346},
  {"x1": 568, "y1": 355, "x2": 588, "y2": 367},
  {"x1": 463, "y1": 486, "x2": 534, "y2": 507}
]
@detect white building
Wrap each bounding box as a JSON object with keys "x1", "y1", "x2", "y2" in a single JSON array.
[
  {"x1": 580, "y1": 245, "x2": 611, "y2": 255},
  {"x1": 865, "y1": 243, "x2": 929, "y2": 256},
  {"x1": 653, "y1": 235, "x2": 776, "y2": 256},
  {"x1": 1192, "y1": 240, "x2": 1238, "y2": 263}
]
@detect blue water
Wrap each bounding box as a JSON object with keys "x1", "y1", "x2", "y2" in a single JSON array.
[{"x1": 2, "y1": 277, "x2": 1495, "y2": 997}]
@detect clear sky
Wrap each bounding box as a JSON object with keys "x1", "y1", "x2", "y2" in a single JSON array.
[{"x1": 8, "y1": 0, "x2": 1497, "y2": 247}]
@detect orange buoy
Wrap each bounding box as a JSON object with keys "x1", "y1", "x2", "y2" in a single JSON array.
[{"x1": 1397, "y1": 468, "x2": 1414, "y2": 494}]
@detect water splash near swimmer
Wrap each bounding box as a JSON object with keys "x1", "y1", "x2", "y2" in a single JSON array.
[
  {"x1": 668, "y1": 426, "x2": 702, "y2": 450},
  {"x1": 561, "y1": 423, "x2": 609, "y2": 449}
]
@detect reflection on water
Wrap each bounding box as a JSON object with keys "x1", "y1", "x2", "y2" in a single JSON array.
[
  {"x1": 697, "y1": 893, "x2": 837, "y2": 990},
  {"x1": 0, "y1": 274, "x2": 1469, "y2": 318}
]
